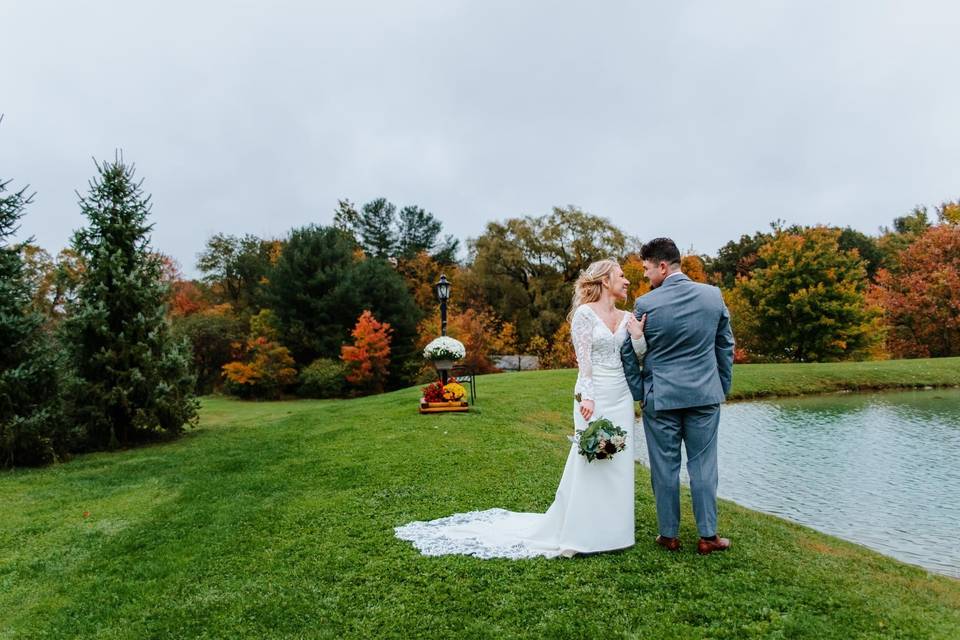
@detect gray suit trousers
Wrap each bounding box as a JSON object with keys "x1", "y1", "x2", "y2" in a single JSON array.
[{"x1": 641, "y1": 402, "x2": 720, "y2": 538}]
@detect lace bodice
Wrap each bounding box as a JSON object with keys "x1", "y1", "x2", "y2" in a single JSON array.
[{"x1": 572, "y1": 304, "x2": 645, "y2": 401}]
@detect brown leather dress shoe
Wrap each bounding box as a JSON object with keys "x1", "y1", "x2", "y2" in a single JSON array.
[
  {"x1": 697, "y1": 536, "x2": 731, "y2": 555},
  {"x1": 655, "y1": 535, "x2": 681, "y2": 551}
]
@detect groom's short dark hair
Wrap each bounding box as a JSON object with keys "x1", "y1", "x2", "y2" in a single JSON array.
[{"x1": 640, "y1": 238, "x2": 681, "y2": 265}]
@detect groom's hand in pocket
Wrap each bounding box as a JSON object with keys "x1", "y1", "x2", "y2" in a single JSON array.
[{"x1": 579, "y1": 399, "x2": 595, "y2": 421}]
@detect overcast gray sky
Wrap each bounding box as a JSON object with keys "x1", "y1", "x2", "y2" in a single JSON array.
[{"x1": 3, "y1": 1, "x2": 959, "y2": 277}]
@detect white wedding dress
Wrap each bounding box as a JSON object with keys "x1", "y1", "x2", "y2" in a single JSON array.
[{"x1": 395, "y1": 304, "x2": 644, "y2": 559}]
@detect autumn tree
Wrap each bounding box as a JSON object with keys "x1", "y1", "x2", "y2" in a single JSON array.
[
  {"x1": 492, "y1": 322, "x2": 519, "y2": 354},
  {"x1": 61, "y1": 156, "x2": 197, "y2": 449},
  {"x1": 872, "y1": 224, "x2": 960, "y2": 358},
  {"x1": 341, "y1": 310, "x2": 393, "y2": 394},
  {"x1": 468, "y1": 206, "x2": 627, "y2": 345},
  {"x1": 877, "y1": 207, "x2": 932, "y2": 271},
  {"x1": 937, "y1": 199, "x2": 960, "y2": 225},
  {"x1": 416, "y1": 306, "x2": 503, "y2": 376},
  {"x1": 396, "y1": 250, "x2": 459, "y2": 310},
  {"x1": 542, "y1": 321, "x2": 577, "y2": 369},
  {"x1": 222, "y1": 309, "x2": 297, "y2": 399},
  {"x1": 731, "y1": 226, "x2": 881, "y2": 362},
  {"x1": 197, "y1": 233, "x2": 280, "y2": 313},
  {"x1": 621, "y1": 254, "x2": 650, "y2": 308},
  {"x1": 681, "y1": 254, "x2": 709, "y2": 283},
  {"x1": 16, "y1": 245, "x2": 84, "y2": 322}
]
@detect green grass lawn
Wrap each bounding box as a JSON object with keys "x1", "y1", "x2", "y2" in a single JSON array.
[
  {"x1": 2, "y1": 364, "x2": 959, "y2": 638},
  {"x1": 728, "y1": 356, "x2": 960, "y2": 400}
]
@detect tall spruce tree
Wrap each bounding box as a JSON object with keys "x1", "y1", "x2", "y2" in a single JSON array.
[
  {"x1": 358, "y1": 198, "x2": 398, "y2": 258},
  {"x1": 0, "y1": 178, "x2": 66, "y2": 466},
  {"x1": 62, "y1": 155, "x2": 197, "y2": 449}
]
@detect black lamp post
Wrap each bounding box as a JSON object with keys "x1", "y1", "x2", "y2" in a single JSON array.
[
  {"x1": 434, "y1": 274, "x2": 452, "y2": 384},
  {"x1": 435, "y1": 274, "x2": 451, "y2": 336}
]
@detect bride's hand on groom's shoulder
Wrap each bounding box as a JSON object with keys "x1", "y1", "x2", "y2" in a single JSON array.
[
  {"x1": 626, "y1": 313, "x2": 647, "y2": 339},
  {"x1": 579, "y1": 399, "x2": 595, "y2": 421}
]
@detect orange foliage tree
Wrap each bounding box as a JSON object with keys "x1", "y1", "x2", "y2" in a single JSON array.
[
  {"x1": 681, "y1": 254, "x2": 709, "y2": 283},
  {"x1": 397, "y1": 251, "x2": 464, "y2": 310},
  {"x1": 222, "y1": 309, "x2": 297, "y2": 399},
  {"x1": 341, "y1": 310, "x2": 393, "y2": 394},
  {"x1": 871, "y1": 224, "x2": 960, "y2": 358},
  {"x1": 416, "y1": 306, "x2": 502, "y2": 375},
  {"x1": 622, "y1": 254, "x2": 650, "y2": 308},
  {"x1": 169, "y1": 280, "x2": 207, "y2": 317}
]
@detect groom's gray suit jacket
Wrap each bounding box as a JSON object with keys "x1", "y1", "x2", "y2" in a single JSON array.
[{"x1": 621, "y1": 274, "x2": 734, "y2": 410}]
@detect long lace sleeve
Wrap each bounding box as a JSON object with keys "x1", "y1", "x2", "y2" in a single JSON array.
[
  {"x1": 571, "y1": 307, "x2": 595, "y2": 401},
  {"x1": 631, "y1": 334, "x2": 647, "y2": 369}
]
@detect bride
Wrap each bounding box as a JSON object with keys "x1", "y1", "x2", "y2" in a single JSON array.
[{"x1": 395, "y1": 259, "x2": 647, "y2": 558}]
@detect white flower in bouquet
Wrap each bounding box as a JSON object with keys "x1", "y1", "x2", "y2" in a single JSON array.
[
  {"x1": 423, "y1": 336, "x2": 466, "y2": 361},
  {"x1": 611, "y1": 435, "x2": 625, "y2": 448}
]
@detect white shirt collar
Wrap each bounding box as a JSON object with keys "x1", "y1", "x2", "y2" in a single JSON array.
[{"x1": 664, "y1": 271, "x2": 685, "y2": 282}]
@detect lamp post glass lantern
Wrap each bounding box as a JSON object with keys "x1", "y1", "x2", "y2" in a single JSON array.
[
  {"x1": 434, "y1": 274, "x2": 451, "y2": 384},
  {"x1": 435, "y1": 274, "x2": 451, "y2": 336}
]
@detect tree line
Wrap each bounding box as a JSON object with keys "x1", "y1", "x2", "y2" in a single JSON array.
[{"x1": 3, "y1": 151, "x2": 958, "y2": 467}]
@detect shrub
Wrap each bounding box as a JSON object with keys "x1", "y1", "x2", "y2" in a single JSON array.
[{"x1": 298, "y1": 358, "x2": 346, "y2": 398}]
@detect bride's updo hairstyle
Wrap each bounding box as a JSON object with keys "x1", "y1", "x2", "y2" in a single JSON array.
[{"x1": 568, "y1": 258, "x2": 619, "y2": 321}]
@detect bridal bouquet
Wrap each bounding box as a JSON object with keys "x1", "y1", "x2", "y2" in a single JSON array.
[{"x1": 571, "y1": 417, "x2": 627, "y2": 462}]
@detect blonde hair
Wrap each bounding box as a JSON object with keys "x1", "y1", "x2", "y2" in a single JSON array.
[{"x1": 568, "y1": 258, "x2": 619, "y2": 321}]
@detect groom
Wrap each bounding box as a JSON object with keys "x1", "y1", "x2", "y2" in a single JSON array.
[{"x1": 621, "y1": 238, "x2": 735, "y2": 555}]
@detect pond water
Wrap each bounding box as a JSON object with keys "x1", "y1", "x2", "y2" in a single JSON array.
[{"x1": 634, "y1": 388, "x2": 960, "y2": 577}]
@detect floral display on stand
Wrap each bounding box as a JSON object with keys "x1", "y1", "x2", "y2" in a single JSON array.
[{"x1": 423, "y1": 336, "x2": 466, "y2": 363}]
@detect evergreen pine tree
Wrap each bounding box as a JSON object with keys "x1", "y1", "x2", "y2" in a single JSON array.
[
  {"x1": 61, "y1": 155, "x2": 197, "y2": 449},
  {"x1": 358, "y1": 198, "x2": 397, "y2": 258},
  {"x1": 0, "y1": 178, "x2": 66, "y2": 466}
]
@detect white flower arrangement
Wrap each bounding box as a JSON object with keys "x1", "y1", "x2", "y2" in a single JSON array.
[{"x1": 423, "y1": 336, "x2": 466, "y2": 361}]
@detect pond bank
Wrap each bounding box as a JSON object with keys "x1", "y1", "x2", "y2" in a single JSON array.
[{"x1": 726, "y1": 356, "x2": 960, "y2": 401}]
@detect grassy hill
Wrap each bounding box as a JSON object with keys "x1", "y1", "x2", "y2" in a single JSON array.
[{"x1": 2, "y1": 365, "x2": 959, "y2": 638}]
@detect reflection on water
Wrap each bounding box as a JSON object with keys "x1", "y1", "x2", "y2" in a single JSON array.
[{"x1": 635, "y1": 388, "x2": 960, "y2": 577}]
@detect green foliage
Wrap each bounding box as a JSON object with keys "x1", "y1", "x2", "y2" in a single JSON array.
[
  {"x1": 0, "y1": 178, "x2": 67, "y2": 467},
  {"x1": 338, "y1": 259, "x2": 421, "y2": 387},
  {"x1": 892, "y1": 206, "x2": 932, "y2": 235},
  {"x1": 197, "y1": 233, "x2": 278, "y2": 313},
  {"x1": 836, "y1": 227, "x2": 883, "y2": 279},
  {"x1": 708, "y1": 224, "x2": 883, "y2": 286},
  {"x1": 171, "y1": 308, "x2": 245, "y2": 394},
  {"x1": 396, "y1": 204, "x2": 459, "y2": 263},
  {"x1": 468, "y1": 206, "x2": 626, "y2": 345},
  {"x1": 60, "y1": 156, "x2": 198, "y2": 450},
  {"x1": 336, "y1": 197, "x2": 459, "y2": 264},
  {"x1": 263, "y1": 224, "x2": 358, "y2": 362},
  {"x1": 297, "y1": 358, "x2": 346, "y2": 398},
  {"x1": 264, "y1": 224, "x2": 421, "y2": 386},
  {"x1": 705, "y1": 229, "x2": 774, "y2": 288},
  {"x1": 732, "y1": 227, "x2": 881, "y2": 362}
]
